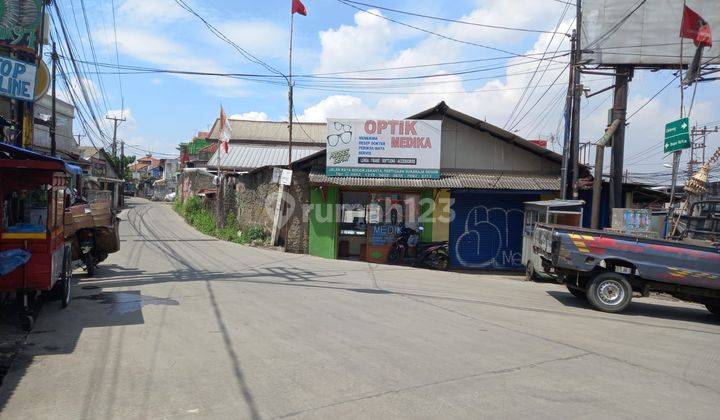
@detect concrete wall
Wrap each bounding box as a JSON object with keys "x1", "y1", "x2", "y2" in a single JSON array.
[
  {"x1": 285, "y1": 170, "x2": 311, "y2": 254},
  {"x1": 236, "y1": 169, "x2": 278, "y2": 238},
  {"x1": 179, "y1": 170, "x2": 214, "y2": 202},
  {"x1": 439, "y1": 117, "x2": 560, "y2": 174},
  {"x1": 235, "y1": 167, "x2": 312, "y2": 253}
]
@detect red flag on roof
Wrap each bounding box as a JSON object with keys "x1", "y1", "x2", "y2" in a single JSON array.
[
  {"x1": 292, "y1": 0, "x2": 307, "y2": 16},
  {"x1": 680, "y1": 5, "x2": 712, "y2": 47}
]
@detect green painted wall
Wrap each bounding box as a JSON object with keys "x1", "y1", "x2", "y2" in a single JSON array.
[
  {"x1": 309, "y1": 186, "x2": 339, "y2": 259},
  {"x1": 420, "y1": 189, "x2": 434, "y2": 243}
]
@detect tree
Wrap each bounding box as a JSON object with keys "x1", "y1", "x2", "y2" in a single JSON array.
[{"x1": 107, "y1": 155, "x2": 136, "y2": 181}]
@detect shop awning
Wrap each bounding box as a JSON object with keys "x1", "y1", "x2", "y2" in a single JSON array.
[{"x1": 309, "y1": 169, "x2": 560, "y2": 191}]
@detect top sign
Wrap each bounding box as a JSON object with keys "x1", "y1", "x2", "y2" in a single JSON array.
[
  {"x1": 0, "y1": 57, "x2": 37, "y2": 102},
  {"x1": 325, "y1": 118, "x2": 442, "y2": 179},
  {"x1": 664, "y1": 118, "x2": 691, "y2": 153}
]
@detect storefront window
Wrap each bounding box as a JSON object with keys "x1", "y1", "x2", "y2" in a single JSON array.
[{"x1": 339, "y1": 192, "x2": 369, "y2": 236}]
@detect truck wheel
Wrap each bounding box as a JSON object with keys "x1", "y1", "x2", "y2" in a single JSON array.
[
  {"x1": 567, "y1": 285, "x2": 586, "y2": 299},
  {"x1": 706, "y1": 302, "x2": 720, "y2": 317},
  {"x1": 586, "y1": 272, "x2": 632, "y2": 313}
]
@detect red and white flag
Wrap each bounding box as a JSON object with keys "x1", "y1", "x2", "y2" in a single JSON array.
[
  {"x1": 680, "y1": 5, "x2": 713, "y2": 84},
  {"x1": 291, "y1": 0, "x2": 307, "y2": 16},
  {"x1": 218, "y1": 106, "x2": 231, "y2": 153},
  {"x1": 680, "y1": 5, "x2": 712, "y2": 47}
]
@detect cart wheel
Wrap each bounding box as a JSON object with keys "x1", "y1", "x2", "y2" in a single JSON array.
[
  {"x1": 61, "y1": 273, "x2": 72, "y2": 308},
  {"x1": 85, "y1": 254, "x2": 95, "y2": 277},
  {"x1": 21, "y1": 314, "x2": 34, "y2": 331}
]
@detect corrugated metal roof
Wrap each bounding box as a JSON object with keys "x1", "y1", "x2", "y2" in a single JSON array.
[
  {"x1": 208, "y1": 145, "x2": 323, "y2": 171},
  {"x1": 308, "y1": 169, "x2": 560, "y2": 191},
  {"x1": 208, "y1": 119, "x2": 326, "y2": 145}
]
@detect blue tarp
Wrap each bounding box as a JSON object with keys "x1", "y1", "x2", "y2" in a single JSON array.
[
  {"x1": 65, "y1": 163, "x2": 83, "y2": 175},
  {"x1": 0, "y1": 249, "x2": 31, "y2": 276}
]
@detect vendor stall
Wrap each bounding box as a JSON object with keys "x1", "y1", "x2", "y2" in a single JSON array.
[{"x1": 0, "y1": 143, "x2": 73, "y2": 329}]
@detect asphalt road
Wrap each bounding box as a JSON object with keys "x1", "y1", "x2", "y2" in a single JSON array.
[{"x1": 0, "y1": 198, "x2": 719, "y2": 419}]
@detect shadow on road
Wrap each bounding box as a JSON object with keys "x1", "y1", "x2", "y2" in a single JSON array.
[{"x1": 546, "y1": 290, "x2": 719, "y2": 325}]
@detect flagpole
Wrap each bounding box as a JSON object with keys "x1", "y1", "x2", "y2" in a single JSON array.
[{"x1": 288, "y1": 13, "x2": 294, "y2": 167}]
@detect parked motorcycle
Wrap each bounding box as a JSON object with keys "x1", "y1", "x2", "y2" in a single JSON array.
[
  {"x1": 388, "y1": 227, "x2": 418, "y2": 264},
  {"x1": 76, "y1": 228, "x2": 97, "y2": 277},
  {"x1": 413, "y1": 242, "x2": 450, "y2": 270}
]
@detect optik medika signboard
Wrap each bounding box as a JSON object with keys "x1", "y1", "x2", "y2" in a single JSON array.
[
  {"x1": 664, "y1": 117, "x2": 691, "y2": 153},
  {"x1": 325, "y1": 118, "x2": 442, "y2": 179}
]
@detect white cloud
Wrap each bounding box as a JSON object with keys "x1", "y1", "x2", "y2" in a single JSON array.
[
  {"x1": 119, "y1": 0, "x2": 188, "y2": 23},
  {"x1": 299, "y1": 95, "x2": 374, "y2": 121},
  {"x1": 316, "y1": 9, "x2": 393, "y2": 74},
  {"x1": 230, "y1": 111, "x2": 269, "y2": 121},
  {"x1": 100, "y1": 28, "x2": 244, "y2": 93},
  {"x1": 218, "y1": 21, "x2": 288, "y2": 59}
]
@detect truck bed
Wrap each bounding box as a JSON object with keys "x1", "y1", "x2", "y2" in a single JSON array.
[{"x1": 535, "y1": 224, "x2": 720, "y2": 291}]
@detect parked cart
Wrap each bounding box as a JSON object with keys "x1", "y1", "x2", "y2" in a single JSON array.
[{"x1": 0, "y1": 143, "x2": 75, "y2": 329}]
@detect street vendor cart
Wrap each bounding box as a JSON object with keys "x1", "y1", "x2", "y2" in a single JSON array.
[{"x1": 0, "y1": 143, "x2": 73, "y2": 330}]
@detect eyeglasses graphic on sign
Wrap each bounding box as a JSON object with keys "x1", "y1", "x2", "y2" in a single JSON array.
[{"x1": 327, "y1": 122, "x2": 352, "y2": 147}]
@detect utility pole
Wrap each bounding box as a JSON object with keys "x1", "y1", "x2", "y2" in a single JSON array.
[
  {"x1": 75, "y1": 134, "x2": 85, "y2": 146},
  {"x1": 560, "y1": 30, "x2": 576, "y2": 200},
  {"x1": 50, "y1": 41, "x2": 57, "y2": 156},
  {"x1": 120, "y1": 139, "x2": 125, "y2": 206},
  {"x1": 287, "y1": 13, "x2": 295, "y2": 167},
  {"x1": 688, "y1": 125, "x2": 718, "y2": 175},
  {"x1": 608, "y1": 66, "x2": 633, "y2": 210},
  {"x1": 106, "y1": 114, "x2": 125, "y2": 176},
  {"x1": 569, "y1": 0, "x2": 583, "y2": 199}
]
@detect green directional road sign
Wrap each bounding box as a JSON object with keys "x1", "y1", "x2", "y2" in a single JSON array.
[{"x1": 664, "y1": 117, "x2": 690, "y2": 153}]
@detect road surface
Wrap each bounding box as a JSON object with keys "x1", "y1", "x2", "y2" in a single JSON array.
[{"x1": 1, "y1": 198, "x2": 719, "y2": 419}]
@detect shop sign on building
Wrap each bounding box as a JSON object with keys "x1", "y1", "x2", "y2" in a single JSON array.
[
  {"x1": 326, "y1": 118, "x2": 442, "y2": 179},
  {"x1": 0, "y1": 57, "x2": 37, "y2": 102}
]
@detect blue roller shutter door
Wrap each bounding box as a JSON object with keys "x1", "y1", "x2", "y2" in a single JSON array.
[{"x1": 449, "y1": 192, "x2": 533, "y2": 269}]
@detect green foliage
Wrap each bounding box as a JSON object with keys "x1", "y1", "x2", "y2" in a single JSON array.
[
  {"x1": 173, "y1": 197, "x2": 269, "y2": 245},
  {"x1": 107, "y1": 155, "x2": 137, "y2": 181}
]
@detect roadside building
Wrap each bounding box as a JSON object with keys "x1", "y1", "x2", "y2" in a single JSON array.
[
  {"x1": 32, "y1": 95, "x2": 77, "y2": 160},
  {"x1": 235, "y1": 102, "x2": 575, "y2": 269},
  {"x1": 205, "y1": 118, "x2": 326, "y2": 172},
  {"x1": 77, "y1": 146, "x2": 123, "y2": 209}
]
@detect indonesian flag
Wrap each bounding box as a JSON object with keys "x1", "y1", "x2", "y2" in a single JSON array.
[
  {"x1": 681, "y1": 5, "x2": 713, "y2": 84},
  {"x1": 292, "y1": 0, "x2": 307, "y2": 16},
  {"x1": 680, "y1": 5, "x2": 712, "y2": 47},
  {"x1": 218, "y1": 106, "x2": 231, "y2": 153}
]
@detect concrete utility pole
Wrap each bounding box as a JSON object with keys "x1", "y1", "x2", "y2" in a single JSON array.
[
  {"x1": 608, "y1": 66, "x2": 633, "y2": 210},
  {"x1": 591, "y1": 119, "x2": 621, "y2": 229},
  {"x1": 569, "y1": 0, "x2": 583, "y2": 199},
  {"x1": 560, "y1": 30, "x2": 576, "y2": 200},
  {"x1": 75, "y1": 134, "x2": 85, "y2": 146}
]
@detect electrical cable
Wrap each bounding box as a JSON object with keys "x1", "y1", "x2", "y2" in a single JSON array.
[{"x1": 339, "y1": 0, "x2": 568, "y2": 35}]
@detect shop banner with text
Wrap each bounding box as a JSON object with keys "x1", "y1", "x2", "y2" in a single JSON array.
[
  {"x1": 0, "y1": 57, "x2": 37, "y2": 102},
  {"x1": 326, "y1": 118, "x2": 442, "y2": 179}
]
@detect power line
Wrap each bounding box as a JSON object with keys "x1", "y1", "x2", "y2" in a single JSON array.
[
  {"x1": 109, "y1": 0, "x2": 125, "y2": 114},
  {"x1": 171, "y1": 0, "x2": 285, "y2": 78},
  {"x1": 504, "y1": 3, "x2": 572, "y2": 129},
  {"x1": 339, "y1": 0, "x2": 568, "y2": 35},
  {"x1": 335, "y1": 0, "x2": 565, "y2": 60}
]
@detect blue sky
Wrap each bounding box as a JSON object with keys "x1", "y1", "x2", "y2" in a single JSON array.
[{"x1": 58, "y1": 0, "x2": 719, "y2": 180}]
